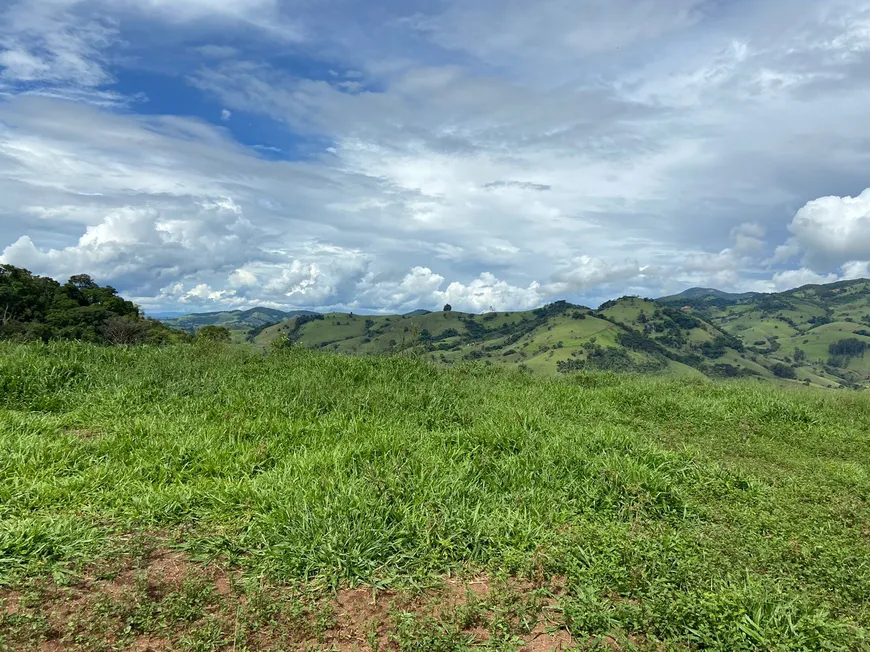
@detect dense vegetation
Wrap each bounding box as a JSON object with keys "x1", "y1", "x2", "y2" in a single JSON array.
[
  {"x1": 0, "y1": 265, "x2": 182, "y2": 344},
  {"x1": 1, "y1": 342, "x2": 868, "y2": 650}
]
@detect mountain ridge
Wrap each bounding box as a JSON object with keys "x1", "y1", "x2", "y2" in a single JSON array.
[{"x1": 236, "y1": 279, "x2": 870, "y2": 389}]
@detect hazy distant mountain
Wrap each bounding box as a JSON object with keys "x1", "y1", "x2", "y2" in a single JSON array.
[
  {"x1": 159, "y1": 307, "x2": 318, "y2": 334},
  {"x1": 658, "y1": 287, "x2": 761, "y2": 304}
]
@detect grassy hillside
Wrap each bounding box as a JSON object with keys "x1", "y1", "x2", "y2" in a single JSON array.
[
  {"x1": 253, "y1": 301, "x2": 820, "y2": 387},
  {"x1": 160, "y1": 307, "x2": 317, "y2": 342},
  {"x1": 151, "y1": 278, "x2": 870, "y2": 388},
  {"x1": 1, "y1": 342, "x2": 868, "y2": 650},
  {"x1": 661, "y1": 279, "x2": 870, "y2": 388}
]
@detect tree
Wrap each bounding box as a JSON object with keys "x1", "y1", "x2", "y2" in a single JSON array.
[
  {"x1": 829, "y1": 338, "x2": 867, "y2": 358},
  {"x1": 770, "y1": 363, "x2": 797, "y2": 379},
  {"x1": 443, "y1": 304, "x2": 452, "y2": 312},
  {"x1": 793, "y1": 347, "x2": 806, "y2": 363},
  {"x1": 0, "y1": 264, "x2": 182, "y2": 344},
  {"x1": 197, "y1": 325, "x2": 232, "y2": 343},
  {"x1": 102, "y1": 315, "x2": 147, "y2": 345}
]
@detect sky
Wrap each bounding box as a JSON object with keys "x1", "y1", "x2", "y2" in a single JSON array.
[{"x1": 2, "y1": 0, "x2": 870, "y2": 314}]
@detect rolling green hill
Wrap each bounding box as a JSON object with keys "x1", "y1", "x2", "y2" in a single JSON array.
[
  {"x1": 659, "y1": 287, "x2": 761, "y2": 303},
  {"x1": 151, "y1": 278, "x2": 870, "y2": 389},
  {"x1": 252, "y1": 300, "x2": 814, "y2": 386},
  {"x1": 160, "y1": 307, "x2": 318, "y2": 341},
  {"x1": 658, "y1": 278, "x2": 870, "y2": 388}
]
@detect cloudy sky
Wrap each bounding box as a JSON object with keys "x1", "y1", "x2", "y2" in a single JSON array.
[{"x1": 2, "y1": 0, "x2": 870, "y2": 314}]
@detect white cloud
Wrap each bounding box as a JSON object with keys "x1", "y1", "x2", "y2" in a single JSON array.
[
  {"x1": 407, "y1": 0, "x2": 706, "y2": 75},
  {"x1": 785, "y1": 188, "x2": 870, "y2": 269},
  {"x1": 840, "y1": 260, "x2": 870, "y2": 280},
  {"x1": 0, "y1": 0, "x2": 118, "y2": 90},
  {"x1": 770, "y1": 268, "x2": 839, "y2": 291},
  {"x1": 228, "y1": 268, "x2": 257, "y2": 288},
  {"x1": 548, "y1": 256, "x2": 643, "y2": 293},
  {"x1": 731, "y1": 222, "x2": 766, "y2": 254},
  {"x1": 360, "y1": 267, "x2": 545, "y2": 313},
  {"x1": 0, "y1": 199, "x2": 260, "y2": 293},
  {"x1": 220, "y1": 108, "x2": 231, "y2": 121}
]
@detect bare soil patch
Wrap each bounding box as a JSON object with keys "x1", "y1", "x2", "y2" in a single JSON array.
[{"x1": 1, "y1": 544, "x2": 610, "y2": 651}]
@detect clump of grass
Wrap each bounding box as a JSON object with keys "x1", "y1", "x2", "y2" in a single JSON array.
[{"x1": 1, "y1": 341, "x2": 869, "y2": 649}]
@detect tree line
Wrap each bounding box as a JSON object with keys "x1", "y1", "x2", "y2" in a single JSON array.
[{"x1": 0, "y1": 265, "x2": 186, "y2": 345}]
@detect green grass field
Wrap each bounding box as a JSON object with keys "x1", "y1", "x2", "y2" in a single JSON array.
[{"x1": 1, "y1": 342, "x2": 869, "y2": 650}]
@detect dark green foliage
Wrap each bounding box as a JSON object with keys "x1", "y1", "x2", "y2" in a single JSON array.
[
  {"x1": 808, "y1": 314, "x2": 832, "y2": 326},
  {"x1": 754, "y1": 296, "x2": 792, "y2": 312},
  {"x1": 196, "y1": 326, "x2": 232, "y2": 343},
  {"x1": 699, "y1": 334, "x2": 744, "y2": 359},
  {"x1": 662, "y1": 307, "x2": 702, "y2": 330},
  {"x1": 770, "y1": 363, "x2": 797, "y2": 379},
  {"x1": 532, "y1": 300, "x2": 578, "y2": 319},
  {"x1": 829, "y1": 338, "x2": 867, "y2": 358},
  {"x1": 558, "y1": 345, "x2": 667, "y2": 374},
  {"x1": 462, "y1": 318, "x2": 488, "y2": 340},
  {"x1": 708, "y1": 363, "x2": 757, "y2": 378},
  {"x1": 0, "y1": 265, "x2": 180, "y2": 344},
  {"x1": 793, "y1": 347, "x2": 806, "y2": 363},
  {"x1": 616, "y1": 330, "x2": 663, "y2": 355},
  {"x1": 443, "y1": 304, "x2": 452, "y2": 312}
]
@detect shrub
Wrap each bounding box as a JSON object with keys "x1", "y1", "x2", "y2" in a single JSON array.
[
  {"x1": 770, "y1": 363, "x2": 797, "y2": 379},
  {"x1": 197, "y1": 326, "x2": 232, "y2": 343}
]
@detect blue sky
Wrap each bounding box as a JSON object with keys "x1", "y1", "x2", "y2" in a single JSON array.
[{"x1": 2, "y1": 0, "x2": 870, "y2": 313}]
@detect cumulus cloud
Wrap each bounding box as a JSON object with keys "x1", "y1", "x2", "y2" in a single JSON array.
[
  {"x1": 769, "y1": 268, "x2": 839, "y2": 291},
  {"x1": 839, "y1": 260, "x2": 870, "y2": 280},
  {"x1": 0, "y1": 199, "x2": 259, "y2": 293},
  {"x1": 360, "y1": 267, "x2": 545, "y2": 313},
  {"x1": 548, "y1": 256, "x2": 643, "y2": 294},
  {"x1": 786, "y1": 188, "x2": 870, "y2": 269}
]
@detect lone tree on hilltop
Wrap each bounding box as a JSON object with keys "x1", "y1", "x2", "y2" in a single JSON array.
[{"x1": 443, "y1": 303, "x2": 452, "y2": 312}]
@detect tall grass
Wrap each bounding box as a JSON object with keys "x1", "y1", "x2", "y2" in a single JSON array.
[{"x1": 1, "y1": 341, "x2": 868, "y2": 648}]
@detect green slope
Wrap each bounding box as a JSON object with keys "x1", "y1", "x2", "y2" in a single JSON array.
[
  {"x1": 252, "y1": 300, "x2": 803, "y2": 385},
  {"x1": 160, "y1": 307, "x2": 318, "y2": 341},
  {"x1": 191, "y1": 278, "x2": 870, "y2": 389},
  {"x1": 675, "y1": 279, "x2": 870, "y2": 388}
]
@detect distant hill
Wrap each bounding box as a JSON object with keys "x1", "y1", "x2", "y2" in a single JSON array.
[
  {"x1": 160, "y1": 307, "x2": 318, "y2": 338},
  {"x1": 246, "y1": 279, "x2": 870, "y2": 389},
  {"x1": 249, "y1": 299, "x2": 809, "y2": 386},
  {"x1": 658, "y1": 287, "x2": 761, "y2": 305}
]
